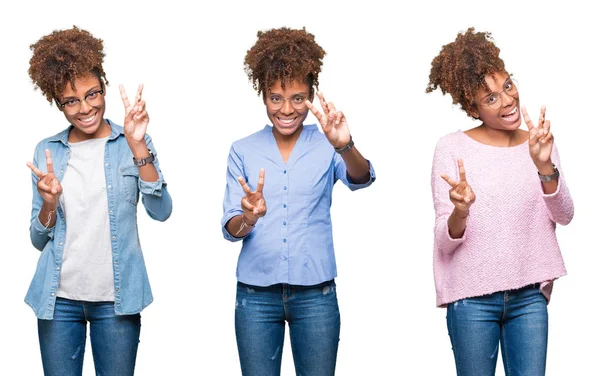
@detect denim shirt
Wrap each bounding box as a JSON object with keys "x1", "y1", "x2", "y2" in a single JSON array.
[
  {"x1": 221, "y1": 124, "x2": 375, "y2": 286},
  {"x1": 25, "y1": 120, "x2": 172, "y2": 319}
]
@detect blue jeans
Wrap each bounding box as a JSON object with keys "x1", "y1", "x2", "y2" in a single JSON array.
[
  {"x1": 38, "y1": 297, "x2": 141, "y2": 376},
  {"x1": 446, "y1": 284, "x2": 548, "y2": 376},
  {"x1": 235, "y1": 280, "x2": 340, "y2": 376}
]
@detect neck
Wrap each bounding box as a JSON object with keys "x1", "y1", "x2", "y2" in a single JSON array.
[
  {"x1": 477, "y1": 124, "x2": 523, "y2": 147},
  {"x1": 68, "y1": 120, "x2": 110, "y2": 143},
  {"x1": 273, "y1": 124, "x2": 303, "y2": 145}
]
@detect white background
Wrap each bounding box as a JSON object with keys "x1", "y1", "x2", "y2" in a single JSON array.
[{"x1": 1, "y1": 1, "x2": 597, "y2": 375}]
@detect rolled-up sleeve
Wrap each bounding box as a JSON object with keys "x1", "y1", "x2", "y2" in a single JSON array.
[
  {"x1": 139, "y1": 134, "x2": 172, "y2": 222},
  {"x1": 334, "y1": 154, "x2": 376, "y2": 191},
  {"x1": 29, "y1": 143, "x2": 53, "y2": 251},
  {"x1": 221, "y1": 144, "x2": 252, "y2": 242}
]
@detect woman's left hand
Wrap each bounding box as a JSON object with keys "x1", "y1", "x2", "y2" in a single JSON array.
[
  {"x1": 523, "y1": 105, "x2": 553, "y2": 167},
  {"x1": 306, "y1": 91, "x2": 351, "y2": 149},
  {"x1": 121, "y1": 84, "x2": 149, "y2": 144}
]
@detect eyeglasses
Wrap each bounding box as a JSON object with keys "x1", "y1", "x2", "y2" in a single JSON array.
[
  {"x1": 55, "y1": 89, "x2": 104, "y2": 114},
  {"x1": 267, "y1": 93, "x2": 308, "y2": 110},
  {"x1": 479, "y1": 78, "x2": 518, "y2": 110}
]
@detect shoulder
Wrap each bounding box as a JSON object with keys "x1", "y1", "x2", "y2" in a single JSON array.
[
  {"x1": 230, "y1": 126, "x2": 271, "y2": 152},
  {"x1": 434, "y1": 131, "x2": 465, "y2": 153}
]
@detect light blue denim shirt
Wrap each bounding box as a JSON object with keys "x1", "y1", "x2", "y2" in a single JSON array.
[
  {"x1": 222, "y1": 124, "x2": 375, "y2": 286},
  {"x1": 26, "y1": 120, "x2": 172, "y2": 319}
]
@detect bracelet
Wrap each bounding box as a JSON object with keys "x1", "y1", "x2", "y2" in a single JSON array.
[
  {"x1": 235, "y1": 215, "x2": 255, "y2": 236},
  {"x1": 44, "y1": 208, "x2": 57, "y2": 229}
]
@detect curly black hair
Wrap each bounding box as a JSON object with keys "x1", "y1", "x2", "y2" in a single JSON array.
[
  {"x1": 244, "y1": 27, "x2": 326, "y2": 97},
  {"x1": 426, "y1": 27, "x2": 508, "y2": 117},
  {"x1": 28, "y1": 26, "x2": 108, "y2": 103}
]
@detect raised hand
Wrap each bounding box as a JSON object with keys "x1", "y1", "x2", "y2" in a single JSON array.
[
  {"x1": 120, "y1": 84, "x2": 149, "y2": 143},
  {"x1": 237, "y1": 168, "x2": 267, "y2": 223},
  {"x1": 441, "y1": 159, "x2": 476, "y2": 215},
  {"x1": 26, "y1": 149, "x2": 62, "y2": 209},
  {"x1": 306, "y1": 91, "x2": 351, "y2": 149},
  {"x1": 522, "y1": 106, "x2": 553, "y2": 167}
]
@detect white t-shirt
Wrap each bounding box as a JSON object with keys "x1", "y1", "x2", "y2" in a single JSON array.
[{"x1": 57, "y1": 137, "x2": 114, "y2": 301}]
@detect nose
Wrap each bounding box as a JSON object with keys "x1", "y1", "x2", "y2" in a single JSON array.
[
  {"x1": 280, "y1": 98, "x2": 294, "y2": 115},
  {"x1": 78, "y1": 99, "x2": 93, "y2": 114},
  {"x1": 500, "y1": 90, "x2": 515, "y2": 107}
]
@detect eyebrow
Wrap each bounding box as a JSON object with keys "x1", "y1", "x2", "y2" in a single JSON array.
[
  {"x1": 269, "y1": 91, "x2": 309, "y2": 96},
  {"x1": 480, "y1": 78, "x2": 512, "y2": 101}
]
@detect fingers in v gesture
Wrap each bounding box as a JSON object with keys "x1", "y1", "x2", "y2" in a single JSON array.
[
  {"x1": 522, "y1": 105, "x2": 553, "y2": 165},
  {"x1": 120, "y1": 84, "x2": 149, "y2": 143},
  {"x1": 237, "y1": 168, "x2": 267, "y2": 222},
  {"x1": 26, "y1": 149, "x2": 62, "y2": 208},
  {"x1": 305, "y1": 90, "x2": 351, "y2": 148},
  {"x1": 440, "y1": 158, "x2": 476, "y2": 214}
]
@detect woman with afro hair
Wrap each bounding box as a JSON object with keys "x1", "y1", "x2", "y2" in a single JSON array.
[
  {"x1": 25, "y1": 26, "x2": 172, "y2": 375},
  {"x1": 427, "y1": 28, "x2": 573, "y2": 375},
  {"x1": 221, "y1": 27, "x2": 375, "y2": 375}
]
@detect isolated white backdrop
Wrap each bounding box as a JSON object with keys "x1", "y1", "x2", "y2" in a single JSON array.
[{"x1": 1, "y1": 1, "x2": 596, "y2": 375}]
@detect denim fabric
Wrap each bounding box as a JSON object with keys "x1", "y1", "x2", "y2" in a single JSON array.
[
  {"x1": 446, "y1": 285, "x2": 548, "y2": 376},
  {"x1": 38, "y1": 297, "x2": 141, "y2": 376},
  {"x1": 235, "y1": 280, "x2": 340, "y2": 376},
  {"x1": 26, "y1": 120, "x2": 172, "y2": 319},
  {"x1": 222, "y1": 124, "x2": 375, "y2": 286}
]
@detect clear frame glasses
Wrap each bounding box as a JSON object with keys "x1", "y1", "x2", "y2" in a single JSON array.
[
  {"x1": 267, "y1": 93, "x2": 308, "y2": 110},
  {"x1": 479, "y1": 78, "x2": 518, "y2": 110},
  {"x1": 55, "y1": 89, "x2": 104, "y2": 114}
]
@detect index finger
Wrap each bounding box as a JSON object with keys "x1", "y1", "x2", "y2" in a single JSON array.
[
  {"x1": 305, "y1": 100, "x2": 324, "y2": 121},
  {"x1": 237, "y1": 176, "x2": 252, "y2": 195},
  {"x1": 26, "y1": 161, "x2": 44, "y2": 179},
  {"x1": 119, "y1": 84, "x2": 131, "y2": 109},
  {"x1": 135, "y1": 84, "x2": 144, "y2": 103},
  {"x1": 256, "y1": 168, "x2": 265, "y2": 193},
  {"x1": 521, "y1": 107, "x2": 534, "y2": 131},
  {"x1": 457, "y1": 158, "x2": 467, "y2": 183},
  {"x1": 316, "y1": 91, "x2": 329, "y2": 116},
  {"x1": 45, "y1": 149, "x2": 54, "y2": 174}
]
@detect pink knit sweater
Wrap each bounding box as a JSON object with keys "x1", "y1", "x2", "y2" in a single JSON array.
[{"x1": 431, "y1": 131, "x2": 574, "y2": 307}]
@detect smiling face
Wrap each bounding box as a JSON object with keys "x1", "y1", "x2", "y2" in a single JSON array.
[
  {"x1": 57, "y1": 73, "x2": 110, "y2": 142},
  {"x1": 473, "y1": 72, "x2": 521, "y2": 131},
  {"x1": 264, "y1": 78, "x2": 312, "y2": 139}
]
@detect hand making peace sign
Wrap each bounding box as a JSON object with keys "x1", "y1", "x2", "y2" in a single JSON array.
[
  {"x1": 237, "y1": 168, "x2": 267, "y2": 223},
  {"x1": 522, "y1": 106, "x2": 553, "y2": 167},
  {"x1": 120, "y1": 84, "x2": 149, "y2": 143},
  {"x1": 26, "y1": 149, "x2": 62, "y2": 209},
  {"x1": 441, "y1": 159, "x2": 476, "y2": 215},
  {"x1": 305, "y1": 91, "x2": 352, "y2": 149}
]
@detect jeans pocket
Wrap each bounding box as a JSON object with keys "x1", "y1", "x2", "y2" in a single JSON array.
[{"x1": 120, "y1": 166, "x2": 139, "y2": 205}]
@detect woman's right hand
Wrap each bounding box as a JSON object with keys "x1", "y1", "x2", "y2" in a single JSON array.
[
  {"x1": 237, "y1": 168, "x2": 267, "y2": 224},
  {"x1": 441, "y1": 158, "x2": 475, "y2": 216},
  {"x1": 27, "y1": 149, "x2": 62, "y2": 209}
]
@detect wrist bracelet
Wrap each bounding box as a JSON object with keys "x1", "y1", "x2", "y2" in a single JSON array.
[
  {"x1": 235, "y1": 215, "x2": 255, "y2": 236},
  {"x1": 538, "y1": 163, "x2": 559, "y2": 182}
]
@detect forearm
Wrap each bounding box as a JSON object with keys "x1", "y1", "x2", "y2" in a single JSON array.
[
  {"x1": 447, "y1": 208, "x2": 469, "y2": 239},
  {"x1": 37, "y1": 202, "x2": 57, "y2": 229},
  {"x1": 340, "y1": 146, "x2": 370, "y2": 184},
  {"x1": 130, "y1": 141, "x2": 159, "y2": 182},
  {"x1": 225, "y1": 214, "x2": 257, "y2": 238}
]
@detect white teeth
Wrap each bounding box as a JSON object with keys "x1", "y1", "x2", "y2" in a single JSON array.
[
  {"x1": 503, "y1": 107, "x2": 517, "y2": 117},
  {"x1": 279, "y1": 118, "x2": 295, "y2": 124},
  {"x1": 80, "y1": 114, "x2": 96, "y2": 123}
]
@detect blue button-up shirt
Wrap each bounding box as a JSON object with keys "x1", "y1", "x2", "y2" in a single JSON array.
[
  {"x1": 25, "y1": 120, "x2": 172, "y2": 319},
  {"x1": 221, "y1": 124, "x2": 375, "y2": 286}
]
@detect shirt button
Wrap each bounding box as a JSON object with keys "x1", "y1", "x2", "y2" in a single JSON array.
[
  {"x1": 56, "y1": 267, "x2": 60, "y2": 271},
  {"x1": 283, "y1": 186, "x2": 287, "y2": 190},
  {"x1": 280, "y1": 255, "x2": 287, "y2": 261},
  {"x1": 60, "y1": 170, "x2": 64, "y2": 174},
  {"x1": 108, "y1": 185, "x2": 112, "y2": 189},
  {"x1": 114, "y1": 260, "x2": 118, "y2": 265},
  {"x1": 112, "y1": 236, "x2": 117, "y2": 240},
  {"x1": 283, "y1": 238, "x2": 287, "y2": 243},
  {"x1": 283, "y1": 221, "x2": 286, "y2": 226},
  {"x1": 283, "y1": 204, "x2": 287, "y2": 208},
  {"x1": 59, "y1": 242, "x2": 63, "y2": 246},
  {"x1": 109, "y1": 210, "x2": 113, "y2": 215},
  {"x1": 284, "y1": 170, "x2": 287, "y2": 174},
  {"x1": 115, "y1": 288, "x2": 120, "y2": 292},
  {"x1": 51, "y1": 293, "x2": 55, "y2": 296},
  {"x1": 106, "y1": 163, "x2": 110, "y2": 167}
]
